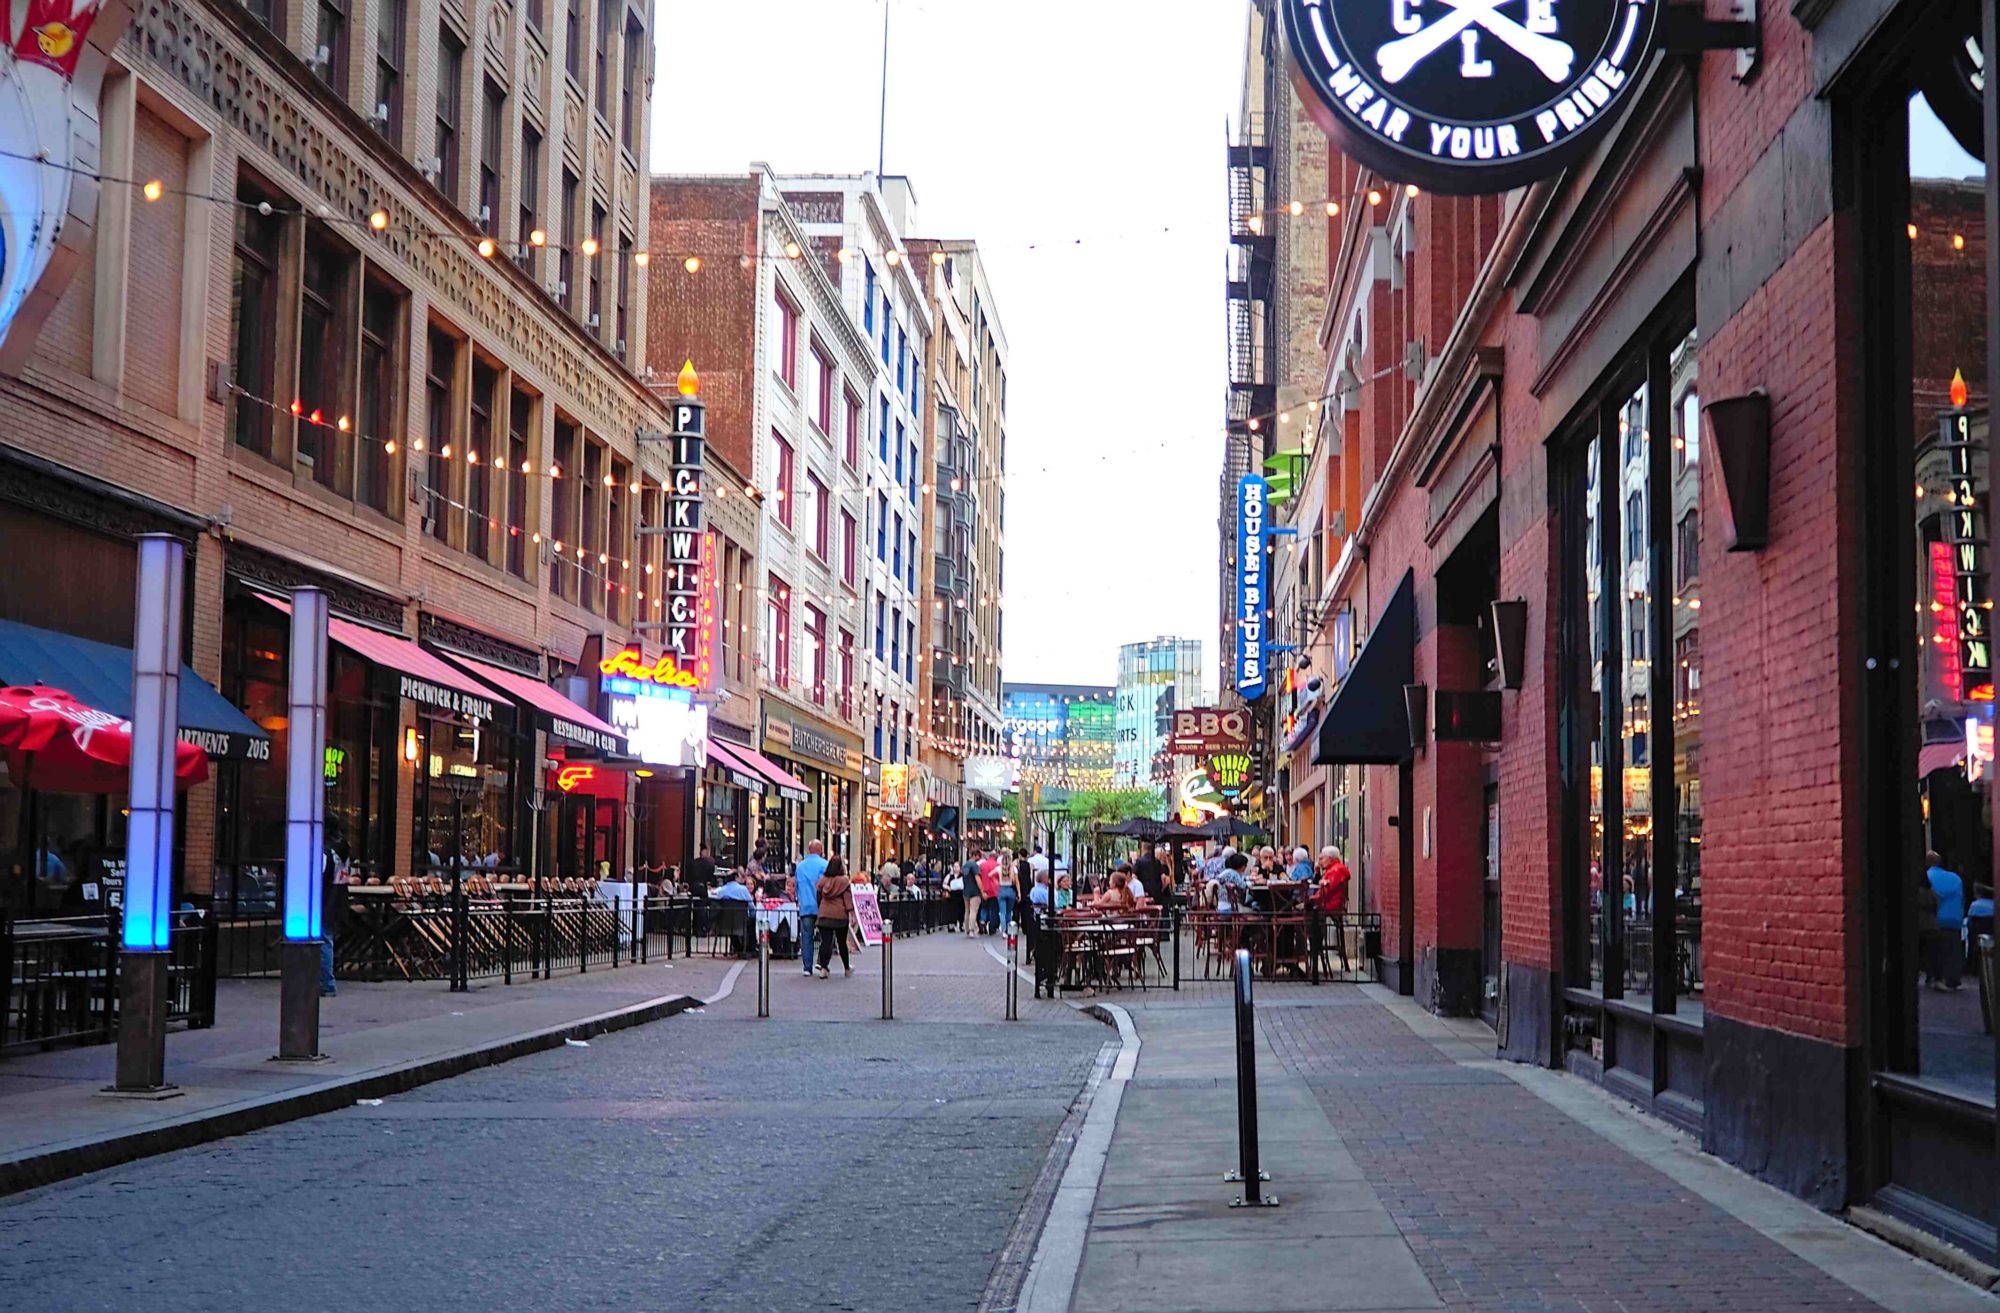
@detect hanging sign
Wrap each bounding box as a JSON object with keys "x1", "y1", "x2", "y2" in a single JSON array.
[
  {"x1": 1171, "y1": 707, "x2": 1253, "y2": 753},
  {"x1": 1237, "y1": 476, "x2": 1269, "y2": 699},
  {"x1": 1281, "y1": 0, "x2": 1661, "y2": 194}
]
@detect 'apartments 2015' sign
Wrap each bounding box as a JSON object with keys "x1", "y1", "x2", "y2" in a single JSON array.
[
  {"x1": 1236, "y1": 475, "x2": 1268, "y2": 701},
  {"x1": 1281, "y1": 0, "x2": 1660, "y2": 194}
]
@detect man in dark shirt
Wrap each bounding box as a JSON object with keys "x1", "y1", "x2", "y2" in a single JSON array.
[
  {"x1": 688, "y1": 846, "x2": 717, "y2": 897},
  {"x1": 1133, "y1": 844, "x2": 1167, "y2": 903}
]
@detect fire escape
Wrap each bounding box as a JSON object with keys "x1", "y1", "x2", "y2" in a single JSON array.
[{"x1": 1223, "y1": 113, "x2": 1276, "y2": 711}]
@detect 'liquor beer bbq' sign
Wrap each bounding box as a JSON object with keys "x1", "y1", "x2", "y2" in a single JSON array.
[{"x1": 1282, "y1": 0, "x2": 1661, "y2": 193}]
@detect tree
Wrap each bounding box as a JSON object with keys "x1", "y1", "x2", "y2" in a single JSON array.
[{"x1": 1065, "y1": 788, "x2": 1164, "y2": 830}]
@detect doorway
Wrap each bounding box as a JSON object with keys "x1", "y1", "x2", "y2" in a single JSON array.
[{"x1": 1483, "y1": 783, "x2": 1502, "y2": 1027}]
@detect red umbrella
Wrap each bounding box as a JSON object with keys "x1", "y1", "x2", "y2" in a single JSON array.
[{"x1": 0, "y1": 684, "x2": 209, "y2": 793}]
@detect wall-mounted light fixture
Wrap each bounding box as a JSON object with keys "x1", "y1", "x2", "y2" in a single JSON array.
[
  {"x1": 1490, "y1": 600, "x2": 1528, "y2": 690},
  {"x1": 1403, "y1": 683, "x2": 1429, "y2": 753},
  {"x1": 1705, "y1": 390, "x2": 1772, "y2": 551},
  {"x1": 403, "y1": 725, "x2": 420, "y2": 763}
]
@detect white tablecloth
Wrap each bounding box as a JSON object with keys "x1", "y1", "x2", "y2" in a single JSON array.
[
  {"x1": 594, "y1": 882, "x2": 648, "y2": 943},
  {"x1": 755, "y1": 903, "x2": 801, "y2": 939}
]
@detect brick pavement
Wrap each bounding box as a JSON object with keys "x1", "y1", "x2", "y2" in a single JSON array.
[
  {"x1": 1260, "y1": 999, "x2": 1883, "y2": 1311},
  {"x1": 1064, "y1": 983, "x2": 1988, "y2": 1313}
]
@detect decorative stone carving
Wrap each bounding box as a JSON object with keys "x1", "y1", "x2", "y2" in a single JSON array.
[
  {"x1": 225, "y1": 541, "x2": 406, "y2": 628},
  {"x1": 419, "y1": 611, "x2": 540, "y2": 672}
]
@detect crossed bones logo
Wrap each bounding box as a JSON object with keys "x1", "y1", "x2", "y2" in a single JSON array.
[{"x1": 1375, "y1": 0, "x2": 1575, "y2": 84}]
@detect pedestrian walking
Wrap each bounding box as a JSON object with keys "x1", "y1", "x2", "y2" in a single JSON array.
[
  {"x1": 960, "y1": 850, "x2": 984, "y2": 935},
  {"x1": 793, "y1": 839, "x2": 828, "y2": 977},
  {"x1": 814, "y1": 857, "x2": 854, "y2": 978},
  {"x1": 997, "y1": 850, "x2": 1024, "y2": 932},
  {"x1": 977, "y1": 849, "x2": 1003, "y2": 934}
]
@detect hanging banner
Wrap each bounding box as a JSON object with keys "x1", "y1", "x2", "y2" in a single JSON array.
[
  {"x1": 1236, "y1": 475, "x2": 1269, "y2": 700},
  {"x1": 1281, "y1": 0, "x2": 1662, "y2": 194}
]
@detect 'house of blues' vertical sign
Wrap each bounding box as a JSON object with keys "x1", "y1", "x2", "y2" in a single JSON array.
[{"x1": 1237, "y1": 474, "x2": 1269, "y2": 700}]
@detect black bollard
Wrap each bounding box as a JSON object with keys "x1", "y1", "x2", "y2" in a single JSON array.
[
  {"x1": 756, "y1": 927, "x2": 771, "y2": 1019},
  {"x1": 1227, "y1": 947, "x2": 1278, "y2": 1207}
]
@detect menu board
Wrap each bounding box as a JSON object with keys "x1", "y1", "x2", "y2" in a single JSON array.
[{"x1": 851, "y1": 886, "x2": 885, "y2": 947}]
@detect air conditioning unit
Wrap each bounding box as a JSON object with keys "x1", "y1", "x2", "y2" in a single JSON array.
[
  {"x1": 478, "y1": 204, "x2": 491, "y2": 223},
  {"x1": 588, "y1": 313, "x2": 601, "y2": 329},
  {"x1": 615, "y1": 338, "x2": 627, "y2": 355},
  {"x1": 370, "y1": 103, "x2": 391, "y2": 130},
  {"x1": 556, "y1": 280, "x2": 568, "y2": 296},
  {"x1": 311, "y1": 43, "x2": 331, "y2": 70}
]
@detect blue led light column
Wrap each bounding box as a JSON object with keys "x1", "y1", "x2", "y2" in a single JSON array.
[
  {"x1": 113, "y1": 534, "x2": 185, "y2": 1093},
  {"x1": 277, "y1": 588, "x2": 330, "y2": 1061}
]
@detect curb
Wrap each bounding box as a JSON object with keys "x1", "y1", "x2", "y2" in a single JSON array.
[{"x1": 0, "y1": 986, "x2": 712, "y2": 1198}]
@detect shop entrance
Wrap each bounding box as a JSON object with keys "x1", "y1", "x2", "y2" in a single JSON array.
[
  {"x1": 1483, "y1": 785, "x2": 1501, "y2": 1028},
  {"x1": 556, "y1": 794, "x2": 620, "y2": 881}
]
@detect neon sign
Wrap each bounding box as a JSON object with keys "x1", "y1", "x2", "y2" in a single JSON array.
[
  {"x1": 556, "y1": 764, "x2": 596, "y2": 792},
  {"x1": 1236, "y1": 475, "x2": 1268, "y2": 699},
  {"x1": 1932, "y1": 541, "x2": 1962, "y2": 703},
  {"x1": 599, "y1": 645, "x2": 702, "y2": 691}
]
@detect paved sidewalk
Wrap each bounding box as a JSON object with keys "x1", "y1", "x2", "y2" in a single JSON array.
[
  {"x1": 1057, "y1": 984, "x2": 1996, "y2": 1313},
  {"x1": 0, "y1": 950, "x2": 736, "y2": 1193}
]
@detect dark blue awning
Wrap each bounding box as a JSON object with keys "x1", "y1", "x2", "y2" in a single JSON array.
[
  {"x1": 0, "y1": 618, "x2": 269, "y2": 762},
  {"x1": 1315, "y1": 570, "x2": 1417, "y2": 766}
]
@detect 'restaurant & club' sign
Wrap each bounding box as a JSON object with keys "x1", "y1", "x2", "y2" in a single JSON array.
[{"x1": 1282, "y1": 0, "x2": 1660, "y2": 193}]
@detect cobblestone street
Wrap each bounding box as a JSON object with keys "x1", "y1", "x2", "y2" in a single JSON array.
[{"x1": 0, "y1": 933, "x2": 1110, "y2": 1313}]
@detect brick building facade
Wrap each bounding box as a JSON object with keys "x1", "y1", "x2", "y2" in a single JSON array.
[
  {"x1": 0, "y1": 0, "x2": 738, "y2": 910},
  {"x1": 1244, "y1": 0, "x2": 2000, "y2": 1266}
]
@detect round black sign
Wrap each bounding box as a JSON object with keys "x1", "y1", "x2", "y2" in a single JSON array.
[{"x1": 1281, "y1": 0, "x2": 1661, "y2": 194}]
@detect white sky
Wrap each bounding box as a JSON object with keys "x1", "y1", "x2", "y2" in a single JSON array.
[{"x1": 649, "y1": 0, "x2": 1242, "y2": 691}]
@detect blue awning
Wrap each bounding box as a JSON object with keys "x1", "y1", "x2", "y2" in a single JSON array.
[
  {"x1": 1314, "y1": 571, "x2": 1416, "y2": 766},
  {"x1": 0, "y1": 618, "x2": 269, "y2": 762}
]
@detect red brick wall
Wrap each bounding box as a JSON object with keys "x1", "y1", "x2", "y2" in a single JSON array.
[
  {"x1": 644, "y1": 178, "x2": 760, "y2": 480},
  {"x1": 1697, "y1": 219, "x2": 1859, "y2": 1045},
  {"x1": 1494, "y1": 307, "x2": 1560, "y2": 974}
]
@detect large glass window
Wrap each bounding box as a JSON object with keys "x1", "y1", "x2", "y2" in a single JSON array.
[
  {"x1": 230, "y1": 179, "x2": 282, "y2": 458},
  {"x1": 216, "y1": 596, "x2": 390, "y2": 914},
  {"x1": 1564, "y1": 322, "x2": 1701, "y2": 1018},
  {"x1": 1869, "y1": 75, "x2": 1994, "y2": 1104},
  {"x1": 413, "y1": 713, "x2": 515, "y2": 872}
]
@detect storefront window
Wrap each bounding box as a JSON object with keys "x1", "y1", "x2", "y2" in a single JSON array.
[
  {"x1": 704, "y1": 779, "x2": 743, "y2": 867},
  {"x1": 412, "y1": 713, "x2": 516, "y2": 872},
  {"x1": 1566, "y1": 320, "x2": 1698, "y2": 1013},
  {"x1": 0, "y1": 777, "x2": 128, "y2": 912},
  {"x1": 1883, "y1": 82, "x2": 1993, "y2": 1103},
  {"x1": 216, "y1": 595, "x2": 391, "y2": 915}
]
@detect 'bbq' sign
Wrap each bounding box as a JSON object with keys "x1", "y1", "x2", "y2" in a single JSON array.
[{"x1": 1282, "y1": 0, "x2": 1660, "y2": 193}]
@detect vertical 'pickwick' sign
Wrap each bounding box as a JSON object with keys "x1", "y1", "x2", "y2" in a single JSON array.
[
  {"x1": 1281, "y1": 0, "x2": 1660, "y2": 193},
  {"x1": 664, "y1": 361, "x2": 709, "y2": 687}
]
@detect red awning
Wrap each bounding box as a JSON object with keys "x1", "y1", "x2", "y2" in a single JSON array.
[
  {"x1": 720, "y1": 739, "x2": 810, "y2": 802},
  {"x1": 259, "y1": 596, "x2": 502, "y2": 721},
  {"x1": 442, "y1": 653, "x2": 626, "y2": 755},
  {"x1": 704, "y1": 737, "x2": 768, "y2": 794}
]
